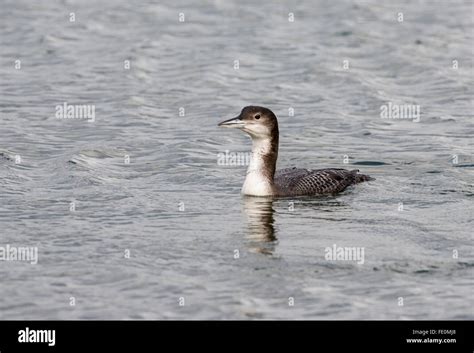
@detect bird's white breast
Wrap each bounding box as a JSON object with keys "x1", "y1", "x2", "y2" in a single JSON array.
[{"x1": 241, "y1": 172, "x2": 273, "y2": 196}]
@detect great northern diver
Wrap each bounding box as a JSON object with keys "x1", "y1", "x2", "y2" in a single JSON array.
[{"x1": 218, "y1": 106, "x2": 373, "y2": 197}]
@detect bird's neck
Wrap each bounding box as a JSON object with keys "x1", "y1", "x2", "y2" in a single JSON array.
[{"x1": 241, "y1": 135, "x2": 279, "y2": 196}]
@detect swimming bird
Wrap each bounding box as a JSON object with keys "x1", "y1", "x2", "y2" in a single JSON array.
[{"x1": 218, "y1": 106, "x2": 373, "y2": 197}]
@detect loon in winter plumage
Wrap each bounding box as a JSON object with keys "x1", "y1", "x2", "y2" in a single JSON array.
[{"x1": 218, "y1": 106, "x2": 373, "y2": 197}]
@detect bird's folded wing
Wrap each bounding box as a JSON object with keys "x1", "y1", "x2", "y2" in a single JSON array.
[{"x1": 275, "y1": 168, "x2": 360, "y2": 195}]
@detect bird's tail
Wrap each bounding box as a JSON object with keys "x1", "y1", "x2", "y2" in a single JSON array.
[{"x1": 351, "y1": 169, "x2": 375, "y2": 183}]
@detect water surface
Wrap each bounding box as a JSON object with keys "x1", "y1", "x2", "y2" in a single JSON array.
[{"x1": 0, "y1": 0, "x2": 473, "y2": 319}]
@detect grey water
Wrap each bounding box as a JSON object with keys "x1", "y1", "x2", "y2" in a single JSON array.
[{"x1": 0, "y1": 0, "x2": 473, "y2": 319}]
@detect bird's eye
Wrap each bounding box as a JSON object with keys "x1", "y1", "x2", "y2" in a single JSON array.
[{"x1": 255, "y1": 114, "x2": 261, "y2": 119}]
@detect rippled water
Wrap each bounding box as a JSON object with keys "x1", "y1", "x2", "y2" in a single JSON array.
[{"x1": 0, "y1": 0, "x2": 473, "y2": 319}]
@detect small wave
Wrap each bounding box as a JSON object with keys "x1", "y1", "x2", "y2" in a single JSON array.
[
  {"x1": 352, "y1": 161, "x2": 389, "y2": 166},
  {"x1": 68, "y1": 148, "x2": 137, "y2": 183}
]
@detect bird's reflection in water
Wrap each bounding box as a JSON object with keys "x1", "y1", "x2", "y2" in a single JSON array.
[
  {"x1": 242, "y1": 196, "x2": 277, "y2": 255},
  {"x1": 242, "y1": 196, "x2": 349, "y2": 255}
]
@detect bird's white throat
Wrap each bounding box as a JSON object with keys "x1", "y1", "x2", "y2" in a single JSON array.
[{"x1": 241, "y1": 137, "x2": 275, "y2": 196}]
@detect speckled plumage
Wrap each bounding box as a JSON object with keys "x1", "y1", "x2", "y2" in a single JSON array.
[{"x1": 274, "y1": 167, "x2": 372, "y2": 196}]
